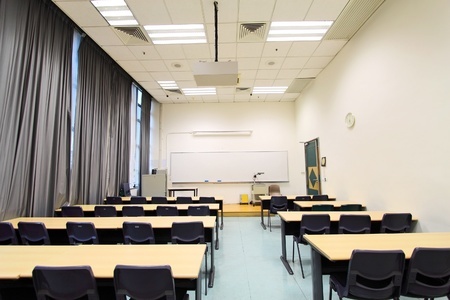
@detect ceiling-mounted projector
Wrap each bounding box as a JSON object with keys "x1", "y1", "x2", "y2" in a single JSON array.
[{"x1": 193, "y1": 61, "x2": 238, "y2": 86}]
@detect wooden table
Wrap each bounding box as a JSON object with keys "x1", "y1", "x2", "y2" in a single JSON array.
[
  {"x1": 0, "y1": 244, "x2": 206, "y2": 300},
  {"x1": 168, "y1": 187, "x2": 198, "y2": 197},
  {"x1": 293, "y1": 200, "x2": 366, "y2": 210},
  {"x1": 7, "y1": 216, "x2": 217, "y2": 288},
  {"x1": 258, "y1": 195, "x2": 337, "y2": 230},
  {"x1": 276, "y1": 211, "x2": 416, "y2": 275},
  {"x1": 303, "y1": 232, "x2": 450, "y2": 300}
]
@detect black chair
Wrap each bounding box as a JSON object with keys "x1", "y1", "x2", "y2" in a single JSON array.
[
  {"x1": 151, "y1": 196, "x2": 168, "y2": 204},
  {"x1": 66, "y1": 222, "x2": 99, "y2": 245},
  {"x1": 156, "y1": 206, "x2": 179, "y2": 216},
  {"x1": 329, "y1": 249, "x2": 405, "y2": 300},
  {"x1": 129, "y1": 196, "x2": 147, "y2": 204},
  {"x1": 401, "y1": 247, "x2": 450, "y2": 299},
  {"x1": 171, "y1": 221, "x2": 207, "y2": 295},
  {"x1": 94, "y1": 205, "x2": 117, "y2": 217},
  {"x1": 122, "y1": 222, "x2": 155, "y2": 244},
  {"x1": 114, "y1": 265, "x2": 188, "y2": 300},
  {"x1": 295, "y1": 196, "x2": 312, "y2": 201},
  {"x1": 199, "y1": 196, "x2": 216, "y2": 203},
  {"x1": 311, "y1": 204, "x2": 334, "y2": 211},
  {"x1": 105, "y1": 196, "x2": 123, "y2": 204},
  {"x1": 312, "y1": 194, "x2": 329, "y2": 201},
  {"x1": 33, "y1": 265, "x2": 99, "y2": 300},
  {"x1": 18, "y1": 222, "x2": 51, "y2": 245},
  {"x1": 0, "y1": 222, "x2": 18, "y2": 245},
  {"x1": 292, "y1": 214, "x2": 330, "y2": 278},
  {"x1": 61, "y1": 206, "x2": 84, "y2": 217},
  {"x1": 122, "y1": 205, "x2": 145, "y2": 217},
  {"x1": 187, "y1": 205, "x2": 210, "y2": 216},
  {"x1": 380, "y1": 213, "x2": 412, "y2": 233},
  {"x1": 268, "y1": 196, "x2": 288, "y2": 231},
  {"x1": 339, "y1": 204, "x2": 362, "y2": 211},
  {"x1": 176, "y1": 196, "x2": 193, "y2": 204},
  {"x1": 338, "y1": 214, "x2": 371, "y2": 234},
  {"x1": 119, "y1": 183, "x2": 131, "y2": 196}
]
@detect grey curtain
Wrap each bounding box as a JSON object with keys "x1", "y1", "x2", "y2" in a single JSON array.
[
  {"x1": 70, "y1": 38, "x2": 132, "y2": 204},
  {"x1": 140, "y1": 91, "x2": 152, "y2": 178},
  {"x1": 0, "y1": 0, "x2": 72, "y2": 218}
]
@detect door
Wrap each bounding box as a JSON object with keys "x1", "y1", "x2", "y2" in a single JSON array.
[{"x1": 304, "y1": 138, "x2": 321, "y2": 195}]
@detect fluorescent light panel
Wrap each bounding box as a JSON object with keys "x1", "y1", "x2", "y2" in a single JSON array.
[
  {"x1": 182, "y1": 88, "x2": 216, "y2": 96},
  {"x1": 158, "y1": 81, "x2": 179, "y2": 89},
  {"x1": 144, "y1": 24, "x2": 206, "y2": 45},
  {"x1": 252, "y1": 86, "x2": 287, "y2": 94},
  {"x1": 267, "y1": 21, "x2": 333, "y2": 42},
  {"x1": 91, "y1": 0, "x2": 137, "y2": 26}
]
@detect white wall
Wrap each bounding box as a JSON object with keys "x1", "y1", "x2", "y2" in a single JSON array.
[
  {"x1": 158, "y1": 102, "x2": 303, "y2": 203},
  {"x1": 295, "y1": 0, "x2": 450, "y2": 232}
]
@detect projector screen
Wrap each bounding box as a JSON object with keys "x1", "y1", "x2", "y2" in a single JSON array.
[{"x1": 170, "y1": 151, "x2": 289, "y2": 183}]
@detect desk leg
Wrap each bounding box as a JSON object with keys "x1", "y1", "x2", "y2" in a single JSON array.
[
  {"x1": 260, "y1": 204, "x2": 266, "y2": 230},
  {"x1": 215, "y1": 217, "x2": 219, "y2": 250},
  {"x1": 310, "y1": 248, "x2": 324, "y2": 300},
  {"x1": 220, "y1": 208, "x2": 224, "y2": 230},
  {"x1": 208, "y1": 230, "x2": 215, "y2": 288},
  {"x1": 196, "y1": 271, "x2": 202, "y2": 300},
  {"x1": 280, "y1": 219, "x2": 294, "y2": 274}
]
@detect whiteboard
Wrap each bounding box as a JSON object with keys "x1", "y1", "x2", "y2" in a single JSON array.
[{"x1": 170, "y1": 151, "x2": 289, "y2": 183}]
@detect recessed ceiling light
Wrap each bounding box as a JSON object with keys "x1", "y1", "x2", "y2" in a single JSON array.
[
  {"x1": 267, "y1": 21, "x2": 333, "y2": 42},
  {"x1": 144, "y1": 24, "x2": 207, "y2": 45},
  {"x1": 182, "y1": 88, "x2": 216, "y2": 96},
  {"x1": 91, "y1": 0, "x2": 138, "y2": 26},
  {"x1": 252, "y1": 86, "x2": 288, "y2": 94},
  {"x1": 157, "y1": 81, "x2": 179, "y2": 89}
]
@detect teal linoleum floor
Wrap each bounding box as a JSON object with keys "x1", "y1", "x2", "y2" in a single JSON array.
[{"x1": 191, "y1": 216, "x2": 439, "y2": 300}]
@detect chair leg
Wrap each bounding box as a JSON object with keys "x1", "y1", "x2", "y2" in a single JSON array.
[
  {"x1": 329, "y1": 283, "x2": 332, "y2": 300},
  {"x1": 292, "y1": 239, "x2": 295, "y2": 263},
  {"x1": 268, "y1": 210, "x2": 271, "y2": 231},
  {"x1": 296, "y1": 242, "x2": 305, "y2": 278},
  {"x1": 204, "y1": 249, "x2": 208, "y2": 296}
]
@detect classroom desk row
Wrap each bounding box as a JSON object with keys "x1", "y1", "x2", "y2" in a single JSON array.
[
  {"x1": 304, "y1": 232, "x2": 450, "y2": 300},
  {"x1": 6, "y1": 216, "x2": 217, "y2": 289},
  {"x1": 276, "y1": 211, "x2": 417, "y2": 275},
  {"x1": 107, "y1": 196, "x2": 224, "y2": 229},
  {"x1": 0, "y1": 244, "x2": 206, "y2": 300}
]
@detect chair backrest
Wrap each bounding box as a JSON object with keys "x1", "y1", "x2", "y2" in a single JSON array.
[
  {"x1": 119, "y1": 183, "x2": 131, "y2": 196},
  {"x1": 344, "y1": 249, "x2": 405, "y2": 299},
  {"x1": 122, "y1": 206, "x2": 145, "y2": 217},
  {"x1": 171, "y1": 221, "x2": 205, "y2": 244},
  {"x1": 268, "y1": 184, "x2": 281, "y2": 196},
  {"x1": 66, "y1": 222, "x2": 99, "y2": 245},
  {"x1": 295, "y1": 196, "x2": 311, "y2": 201},
  {"x1": 176, "y1": 196, "x2": 193, "y2": 204},
  {"x1": 402, "y1": 247, "x2": 450, "y2": 298},
  {"x1": 311, "y1": 204, "x2": 334, "y2": 211},
  {"x1": 122, "y1": 222, "x2": 155, "y2": 244},
  {"x1": 94, "y1": 205, "x2": 117, "y2": 217},
  {"x1": 105, "y1": 196, "x2": 123, "y2": 204},
  {"x1": 300, "y1": 214, "x2": 330, "y2": 244},
  {"x1": 187, "y1": 205, "x2": 210, "y2": 216},
  {"x1": 199, "y1": 196, "x2": 216, "y2": 203},
  {"x1": 114, "y1": 265, "x2": 176, "y2": 300},
  {"x1": 156, "y1": 206, "x2": 179, "y2": 216},
  {"x1": 311, "y1": 194, "x2": 329, "y2": 201},
  {"x1": 0, "y1": 222, "x2": 18, "y2": 245},
  {"x1": 380, "y1": 213, "x2": 412, "y2": 233},
  {"x1": 61, "y1": 206, "x2": 84, "y2": 217},
  {"x1": 151, "y1": 196, "x2": 168, "y2": 204},
  {"x1": 129, "y1": 196, "x2": 147, "y2": 204},
  {"x1": 340, "y1": 204, "x2": 363, "y2": 211},
  {"x1": 338, "y1": 214, "x2": 371, "y2": 234},
  {"x1": 33, "y1": 265, "x2": 99, "y2": 300},
  {"x1": 18, "y1": 222, "x2": 51, "y2": 245},
  {"x1": 269, "y1": 196, "x2": 288, "y2": 213}
]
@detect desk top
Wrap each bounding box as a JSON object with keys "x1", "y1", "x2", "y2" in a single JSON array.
[
  {"x1": 6, "y1": 216, "x2": 217, "y2": 229},
  {"x1": 56, "y1": 203, "x2": 220, "y2": 212},
  {"x1": 111, "y1": 196, "x2": 223, "y2": 201},
  {"x1": 293, "y1": 200, "x2": 365, "y2": 208},
  {"x1": 0, "y1": 244, "x2": 206, "y2": 279},
  {"x1": 278, "y1": 211, "x2": 416, "y2": 222},
  {"x1": 304, "y1": 232, "x2": 450, "y2": 261},
  {"x1": 259, "y1": 195, "x2": 336, "y2": 201}
]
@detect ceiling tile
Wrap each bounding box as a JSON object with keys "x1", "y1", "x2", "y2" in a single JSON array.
[
  {"x1": 262, "y1": 42, "x2": 292, "y2": 57},
  {"x1": 298, "y1": 68, "x2": 322, "y2": 78},
  {"x1": 271, "y1": 0, "x2": 312, "y2": 21},
  {"x1": 287, "y1": 42, "x2": 320, "y2": 56},
  {"x1": 171, "y1": 72, "x2": 195, "y2": 81},
  {"x1": 116, "y1": 60, "x2": 146, "y2": 72},
  {"x1": 305, "y1": 56, "x2": 333, "y2": 68},
  {"x1": 103, "y1": 46, "x2": 136, "y2": 60},
  {"x1": 154, "y1": 45, "x2": 186, "y2": 60},
  {"x1": 128, "y1": 0, "x2": 170, "y2": 25},
  {"x1": 313, "y1": 40, "x2": 348, "y2": 56},
  {"x1": 237, "y1": 43, "x2": 264, "y2": 57},
  {"x1": 56, "y1": 1, "x2": 106, "y2": 27},
  {"x1": 238, "y1": 0, "x2": 276, "y2": 22},
  {"x1": 259, "y1": 58, "x2": 284, "y2": 70},
  {"x1": 202, "y1": 0, "x2": 239, "y2": 23},
  {"x1": 277, "y1": 69, "x2": 300, "y2": 79},
  {"x1": 165, "y1": 0, "x2": 205, "y2": 24},
  {"x1": 129, "y1": 72, "x2": 153, "y2": 81},
  {"x1": 141, "y1": 60, "x2": 168, "y2": 72},
  {"x1": 256, "y1": 69, "x2": 279, "y2": 80},
  {"x1": 206, "y1": 23, "x2": 238, "y2": 43},
  {"x1": 164, "y1": 60, "x2": 191, "y2": 72},
  {"x1": 238, "y1": 58, "x2": 261, "y2": 70},
  {"x1": 306, "y1": 0, "x2": 349, "y2": 20},
  {"x1": 127, "y1": 46, "x2": 161, "y2": 60},
  {"x1": 150, "y1": 72, "x2": 174, "y2": 81},
  {"x1": 83, "y1": 27, "x2": 123, "y2": 46},
  {"x1": 182, "y1": 44, "x2": 211, "y2": 60},
  {"x1": 281, "y1": 57, "x2": 308, "y2": 69}
]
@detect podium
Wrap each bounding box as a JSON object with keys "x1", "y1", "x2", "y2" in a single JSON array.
[{"x1": 251, "y1": 184, "x2": 266, "y2": 205}]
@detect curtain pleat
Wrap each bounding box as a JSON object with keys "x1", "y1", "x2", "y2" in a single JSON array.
[
  {"x1": 70, "y1": 38, "x2": 131, "y2": 204},
  {"x1": 0, "y1": 0, "x2": 72, "y2": 218},
  {"x1": 140, "y1": 91, "x2": 152, "y2": 178}
]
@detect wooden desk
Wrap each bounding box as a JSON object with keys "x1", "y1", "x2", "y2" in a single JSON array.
[
  {"x1": 293, "y1": 200, "x2": 366, "y2": 210},
  {"x1": 276, "y1": 211, "x2": 417, "y2": 275},
  {"x1": 168, "y1": 187, "x2": 198, "y2": 197},
  {"x1": 7, "y1": 216, "x2": 217, "y2": 288},
  {"x1": 303, "y1": 232, "x2": 450, "y2": 300},
  {"x1": 258, "y1": 196, "x2": 336, "y2": 230},
  {"x1": 104, "y1": 196, "x2": 225, "y2": 230},
  {"x1": 0, "y1": 244, "x2": 206, "y2": 300}
]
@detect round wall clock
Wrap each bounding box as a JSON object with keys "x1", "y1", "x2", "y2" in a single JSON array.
[{"x1": 345, "y1": 113, "x2": 355, "y2": 128}]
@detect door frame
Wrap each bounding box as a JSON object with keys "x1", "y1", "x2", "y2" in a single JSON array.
[{"x1": 304, "y1": 138, "x2": 321, "y2": 195}]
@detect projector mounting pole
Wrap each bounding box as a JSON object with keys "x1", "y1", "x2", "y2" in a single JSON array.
[{"x1": 214, "y1": 1, "x2": 218, "y2": 62}]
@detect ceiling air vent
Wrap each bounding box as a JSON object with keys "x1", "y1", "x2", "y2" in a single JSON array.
[
  {"x1": 113, "y1": 26, "x2": 150, "y2": 45},
  {"x1": 165, "y1": 89, "x2": 183, "y2": 95},
  {"x1": 238, "y1": 23, "x2": 268, "y2": 42},
  {"x1": 236, "y1": 87, "x2": 251, "y2": 93}
]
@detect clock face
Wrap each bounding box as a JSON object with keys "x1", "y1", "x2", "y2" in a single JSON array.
[{"x1": 345, "y1": 113, "x2": 355, "y2": 128}]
